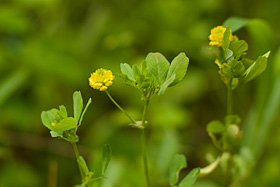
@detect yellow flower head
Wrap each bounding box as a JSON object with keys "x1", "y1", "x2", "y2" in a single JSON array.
[
  {"x1": 89, "y1": 68, "x2": 115, "y2": 91},
  {"x1": 209, "y1": 26, "x2": 233, "y2": 47}
]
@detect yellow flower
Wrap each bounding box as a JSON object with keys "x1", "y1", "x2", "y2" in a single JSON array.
[
  {"x1": 89, "y1": 68, "x2": 115, "y2": 91},
  {"x1": 51, "y1": 122, "x2": 56, "y2": 127},
  {"x1": 209, "y1": 26, "x2": 233, "y2": 47}
]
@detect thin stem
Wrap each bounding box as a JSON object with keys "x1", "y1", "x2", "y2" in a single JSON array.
[
  {"x1": 225, "y1": 153, "x2": 232, "y2": 186},
  {"x1": 105, "y1": 90, "x2": 136, "y2": 124},
  {"x1": 142, "y1": 100, "x2": 149, "y2": 126},
  {"x1": 71, "y1": 142, "x2": 84, "y2": 180},
  {"x1": 141, "y1": 129, "x2": 151, "y2": 187},
  {"x1": 225, "y1": 78, "x2": 233, "y2": 186},
  {"x1": 141, "y1": 99, "x2": 151, "y2": 187},
  {"x1": 227, "y1": 78, "x2": 233, "y2": 115}
]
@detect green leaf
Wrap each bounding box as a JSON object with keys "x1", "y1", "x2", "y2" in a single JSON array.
[
  {"x1": 73, "y1": 91, "x2": 83, "y2": 124},
  {"x1": 41, "y1": 110, "x2": 57, "y2": 131},
  {"x1": 229, "y1": 40, "x2": 248, "y2": 58},
  {"x1": 132, "y1": 64, "x2": 141, "y2": 78},
  {"x1": 141, "y1": 60, "x2": 147, "y2": 73},
  {"x1": 50, "y1": 131, "x2": 63, "y2": 137},
  {"x1": 54, "y1": 117, "x2": 77, "y2": 131},
  {"x1": 119, "y1": 74, "x2": 136, "y2": 87},
  {"x1": 224, "y1": 49, "x2": 233, "y2": 61},
  {"x1": 55, "y1": 105, "x2": 68, "y2": 122},
  {"x1": 158, "y1": 74, "x2": 176, "y2": 95},
  {"x1": 102, "y1": 144, "x2": 112, "y2": 175},
  {"x1": 221, "y1": 63, "x2": 234, "y2": 78},
  {"x1": 166, "y1": 52, "x2": 189, "y2": 87},
  {"x1": 241, "y1": 58, "x2": 254, "y2": 69},
  {"x1": 146, "y1": 52, "x2": 170, "y2": 84},
  {"x1": 207, "y1": 120, "x2": 226, "y2": 133},
  {"x1": 222, "y1": 26, "x2": 231, "y2": 52},
  {"x1": 120, "y1": 63, "x2": 136, "y2": 81},
  {"x1": 58, "y1": 105, "x2": 68, "y2": 118},
  {"x1": 169, "y1": 154, "x2": 187, "y2": 186},
  {"x1": 178, "y1": 168, "x2": 200, "y2": 187},
  {"x1": 223, "y1": 17, "x2": 249, "y2": 32},
  {"x1": 79, "y1": 98, "x2": 92, "y2": 124},
  {"x1": 242, "y1": 51, "x2": 270, "y2": 83},
  {"x1": 41, "y1": 111, "x2": 53, "y2": 130},
  {"x1": 137, "y1": 75, "x2": 151, "y2": 89},
  {"x1": 228, "y1": 59, "x2": 245, "y2": 77}
]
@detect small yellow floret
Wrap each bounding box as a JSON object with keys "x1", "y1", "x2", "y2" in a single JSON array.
[
  {"x1": 209, "y1": 26, "x2": 233, "y2": 47},
  {"x1": 89, "y1": 68, "x2": 115, "y2": 91},
  {"x1": 100, "y1": 86, "x2": 108, "y2": 91},
  {"x1": 105, "y1": 81, "x2": 113, "y2": 87},
  {"x1": 51, "y1": 122, "x2": 56, "y2": 127}
]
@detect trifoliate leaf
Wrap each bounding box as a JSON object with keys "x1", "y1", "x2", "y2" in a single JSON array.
[
  {"x1": 146, "y1": 52, "x2": 170, "y2": 85},
  {"x1": 166, "y1": 52, "x2": 189, "y2": 87}
]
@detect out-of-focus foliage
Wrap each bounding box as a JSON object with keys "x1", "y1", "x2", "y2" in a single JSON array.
[{"x1": 1, "y1": 0, "x2": 280, "y2": 186}]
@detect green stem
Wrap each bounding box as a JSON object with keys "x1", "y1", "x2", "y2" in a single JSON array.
[
  {"x1": 225, "y1": 153, "x2": 232, "y2": 186},
  {"x1": 225, "y1": 78, "x2": 233, "y2": 186},
  {"x1": 105, "y1": 90, "x2": 136, "y2": 124},
  {"x1": 227, "y1": 79, "x2": 233, "y2": 115},
  {"x1": 141, "y1": 99, "x2": 151, "y2": 187},
  {"x1": 71, "y1": 142, "x2": 84, "y2": 181}
]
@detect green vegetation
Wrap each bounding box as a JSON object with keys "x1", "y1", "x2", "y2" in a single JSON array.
[{"x1": 1, "y1": 0, "x2": 280, "y2": 186}]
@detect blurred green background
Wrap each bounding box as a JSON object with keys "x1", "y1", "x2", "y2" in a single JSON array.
[{"x1": 1, "y1": 0, "x2": 280, "y2": 186}]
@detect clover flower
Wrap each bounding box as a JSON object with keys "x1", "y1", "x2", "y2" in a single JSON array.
[
  {"x1": 89, "y1": 68, "x2": 115, "y2": 91},
  {"x1": 209, "y1": 26, "x2": 233, "y2": 47}
]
